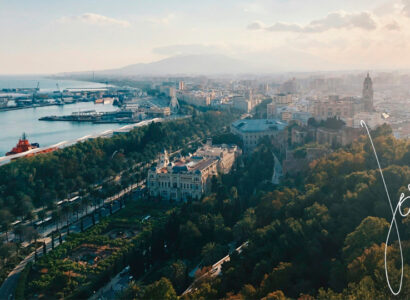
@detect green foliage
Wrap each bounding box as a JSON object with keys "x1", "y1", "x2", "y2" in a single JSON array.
[
  {"x1": 15, "y1": 262, "x2": 32, "y2": 300},
  {"x1": 186, "y1": 133, "x2": 410, "y2": 299},
  {"x1": 141, "y1": 277, "x2": 178, "y2": 300},
  {"x1": 17, "y1": 110, "x2": 410, "y2": 299},
  {"x1": 0, "y1": 110, "x2": 237, "y2": 222},
  {"x1": 343, "y1": 216, "x2": 389, "y2": 263}
]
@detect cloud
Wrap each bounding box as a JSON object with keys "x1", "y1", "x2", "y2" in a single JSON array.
[
  {"x1": 385, "y1": 21, "x2": 401, "y2": 30},
  {"x1": 403, "y1": 0, "x2": 410, "y2": 17},
  {"x1": 266, "y1": 22, "x2": 303, "y2": 32},
  {"x1": 59, "y1": 13, "x2": 130, "y2": 27},
  {"x1": 247, "y1": 21, "x2": 264, "y2": 30},
  {"x1": 146, "y1": 13, "x2": 176, "y2": 25},
  {"x1": 249, "y1": 11, "x2": 377, "y2": 33}
]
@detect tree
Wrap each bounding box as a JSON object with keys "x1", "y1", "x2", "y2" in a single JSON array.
[
  {"x1": 201, "y1": 242, "x2": 228, "y2": 266},
  {"x1": 14, "y1": 225, "x2": 25, "y2": 243},
  {"x1": 62, "y1": 204, "x2": 72, "y2": 234},
  {"x1": 141, "y1": 278, "x2": 177, "y2": 300},
  {"x1": 52, "y1": 208, "x2": 62, "y2": 231},
  {"x1": 261, "y1": 290, "x2": 287, "y2": 300},
  {"x1": 342, "y1": 216, "x2": 389, "y2": 263},
  {"x1": 25, "y1": 210, "x2": 35, "y2": 226},
  {"x1": 160, "y1": 260, "x2": 188, "y2": 293},
  {"x1": 179, "y1": 221, "x2": 202, "y2": 258},
  {"x1": 38, "y1": 209, "x2": 46, "y2": 230},
  {"x1": 0, "y1": 209, "x2": 13, "y2": 242},
  {"x1": 81, "y1": 196, "x2": 91, "y2": 216},
  {"x1": 73, "y1": 202, "x2": 81, "y2": 221},
  {"x1": 24, "y1": 226, "x2": 39, "y2": 244}
]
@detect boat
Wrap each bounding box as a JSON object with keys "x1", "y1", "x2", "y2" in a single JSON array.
[
  {"x1": 6, "y1": 133, "x2": 39, "y2": 156},
  {"x1": 5, "y1": 133, "x2": 57, "y2": 158}
]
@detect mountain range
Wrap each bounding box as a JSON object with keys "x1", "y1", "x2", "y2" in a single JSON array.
[{"x1": 57, "y1": 51, "x2": 334, "y2": 77}]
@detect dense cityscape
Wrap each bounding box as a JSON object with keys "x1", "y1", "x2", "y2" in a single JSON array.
[{"x1": 1, "y1": 0, "x2": 410, "y2": 299}]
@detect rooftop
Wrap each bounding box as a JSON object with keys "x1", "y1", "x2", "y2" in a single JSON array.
[{"x1": 231, "y1": 119, "x2": 287, "y2": 133}]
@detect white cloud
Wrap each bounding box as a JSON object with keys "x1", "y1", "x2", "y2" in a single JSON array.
[
  {"x1": 146, "y1": 13, "x2": 176, "y2": 25},
  {"x1": 403, "y1": 0, "x2": 410, "y2": 16},
  {"x1": 241, "y1": 1, "x2": 410, "y2": 70},
  {"x1": 385, "y1": 21, "x2": 401, "y2": 30},
  {"x1": 247, "y1": 21, "x2": 264, "y2": 30},
  {"x1": 266, "y1": 22, "x2": 304, "y2": 32},
  {"x1": 249, "y1": 11, "x2": 377, "y2": 33},
  {"x1": 59, "y1": 13, "x2": 130, "y2": 28}
]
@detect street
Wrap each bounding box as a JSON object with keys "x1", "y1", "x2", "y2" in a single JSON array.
[{"x1": 0, "y1": 193, "x2": 125, "y2": 300}]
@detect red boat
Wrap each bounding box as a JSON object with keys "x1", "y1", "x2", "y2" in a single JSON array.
[{"x1": 6, "y1": 133, "x2": 40, "y2": 156}]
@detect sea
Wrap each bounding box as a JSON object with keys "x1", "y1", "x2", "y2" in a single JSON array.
[{"x1": 0, "y1": 76, "x2": 123, "y2": 156}]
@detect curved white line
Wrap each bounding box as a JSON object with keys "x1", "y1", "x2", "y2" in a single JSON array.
[{"x1": 360, "y1": 120, "x2": 404, "y2": 296}]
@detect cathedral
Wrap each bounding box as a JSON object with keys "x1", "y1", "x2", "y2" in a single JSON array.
[{"x1": 362, "y1": 73, "x2": 374, "y2": 112}]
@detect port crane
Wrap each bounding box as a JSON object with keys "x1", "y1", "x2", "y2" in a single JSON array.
[
  {"x1": 32, "y1": 81, "x2": 40, "y2": 103},
  {"x1": 56, "y1": 83, "x2": 64, "y2": 104}
]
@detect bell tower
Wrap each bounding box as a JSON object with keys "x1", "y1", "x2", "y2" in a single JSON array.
[
  {"x1": 159, "y1": 149, "x2": 169, "y2": 168},
  {"x1": 362, "y1": 73, "x2": 374, "y2": 112}
]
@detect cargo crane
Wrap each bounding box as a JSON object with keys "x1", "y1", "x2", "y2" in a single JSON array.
[
  {"x1": 32, "y1": 81, "x2": 40, "y2": 103},
  {"x1": 56, "y1": 83, "x2": 64, "y2": 104}
]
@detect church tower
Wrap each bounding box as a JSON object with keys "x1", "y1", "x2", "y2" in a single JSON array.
[
  {"x1": 159, "y1": 149, "x2": 169, "y2": 168},
  {"x1": 362, "y1": 73, "x2": 374, "y2": 111},
  {"x1": 168, "y1": 87, "x2": 180, "y2": 114}
]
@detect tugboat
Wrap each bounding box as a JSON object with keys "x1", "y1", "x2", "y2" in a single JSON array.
[{"x1": 6, "y1": 133, "x2": 39, "y2": 156}]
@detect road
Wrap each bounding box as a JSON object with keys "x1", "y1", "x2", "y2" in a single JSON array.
[
  {"x1": 0, "y1": 132, "x2": 201, "y2": 243},
  {"x1": 0, "y1": 195, "x2": 124, "y2": 300},
  {"x1": 0, "y1": 133, "x2": 205, "y2": 299},
  {"x1": 90, "y1": 266, "x2": 132, "y2": 300},
  {"x1": 182, "y1": 242, "x2": 248, "y2": 296}
]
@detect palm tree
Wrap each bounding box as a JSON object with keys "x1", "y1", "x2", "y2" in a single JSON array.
[
  {"x1": 52, "y1": 208, "x2": 62, "y2": 232},
  {"x1": 51, "y1": 232, "x2": 55, "y2": 250},
  {"x1": 73, "y1": 202, "x2": 81, "y2": 221},
  {"x1": 1, "y1": 222, "x2": 11, "y2": 243},
  {"x1": 62, "y1": 205, "x2": 72, "y2": 235},
  {"x1": 81, "y1": 197, "x2": 91, "y2": 216},
  {"x1": 38, "y1": 209, "x2": 46, "y2": 231},
  {"x1": 13, "y1": 225, "x2": 25, "y2": 243},
  {"x1": 25, "y1": 210, "x2": 35, "y2": 227}
]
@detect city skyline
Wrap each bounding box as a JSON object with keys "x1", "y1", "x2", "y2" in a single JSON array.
[{"x1": 3, "y1": 0, "x2": 410, "y2": 74}]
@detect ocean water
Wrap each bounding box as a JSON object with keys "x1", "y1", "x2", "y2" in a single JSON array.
[
  {"x1": 0, "y1": 75, "x2": 107, "y2": 91},
  {"x1": 0, "y1": 76, "x2": 122, "y2": 156}
]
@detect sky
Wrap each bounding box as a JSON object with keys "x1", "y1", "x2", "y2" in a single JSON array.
[{"x1": 1, "y1": 0, "x2": 410, "y2": 74}]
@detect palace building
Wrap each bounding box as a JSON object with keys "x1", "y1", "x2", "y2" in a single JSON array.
[{"x1": 147, "y1": 141, "x2": 241, "y2": 202}]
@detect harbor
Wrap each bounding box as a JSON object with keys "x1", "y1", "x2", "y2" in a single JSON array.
[
  {"x1": 0, "y1": 76, "x2": 182, "y2": 157},
  {"x1": 0, "y1": 118, "x2": 163, "y2": 166},
  {"x1": 0, "y1": 76, "x2": 113, "y2": 111},
  {"x1": 0, "y1": 101, "x2": 122, "y2": 156}
]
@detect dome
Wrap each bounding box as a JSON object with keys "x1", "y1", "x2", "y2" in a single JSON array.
[{"x1": 172, "y1": 165, "x2": 188, "y2": 173}]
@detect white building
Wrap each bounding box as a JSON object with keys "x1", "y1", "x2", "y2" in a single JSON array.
[
  {"x1": 147, "y1": 143, "x2": 241, "y2": 201},
  {"x1": 232, "y1": 96, "x2": 252, "y2": 112},
  {"x1": 177, "y1": 90, "x2": 212, "y2": 107},
  {"x1": 231, "y1": 119, "x2": 287, "y2": 152}
]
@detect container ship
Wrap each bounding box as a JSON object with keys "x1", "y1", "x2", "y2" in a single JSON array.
[{"x1": 6, "y1": 133, "x2": 56, "y2": 157}]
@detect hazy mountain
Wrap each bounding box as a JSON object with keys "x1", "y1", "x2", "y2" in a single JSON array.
[
  {"x1": 97, "y1": 54, "x2": 257, "y2": 76},
  {"x1": 57, "y1": 52, "x2": 334, "y2": 78}
]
